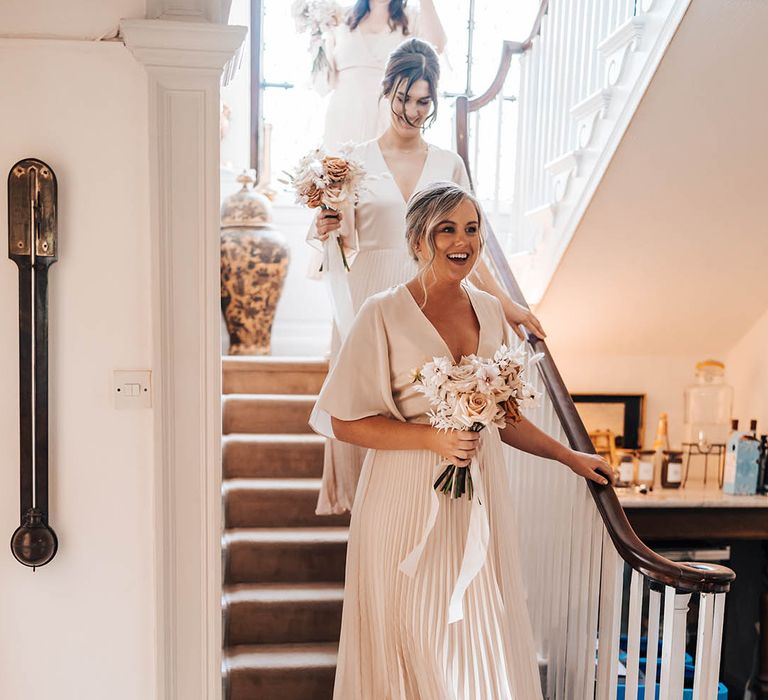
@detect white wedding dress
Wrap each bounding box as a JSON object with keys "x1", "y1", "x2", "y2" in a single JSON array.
[
  {"x1": 319, "y1": 11, "x2": 420, "y2": 153},
  {"x1": 310, "y1": 285, "x2": 543, "y2": 699},
  {"x1": 308, "y1": 138, "x2": 471, "y2": 515}
]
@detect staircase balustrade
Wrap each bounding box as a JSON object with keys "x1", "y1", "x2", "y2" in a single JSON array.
[{"x1": 455, "y1": 3, "x2": 735, "y2": 697}]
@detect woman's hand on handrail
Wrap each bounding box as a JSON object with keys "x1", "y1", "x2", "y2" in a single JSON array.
[
  {"x1": 502, "y1": 298, "x2": 546, "y2": 341},
  {"x1": 564, "y1": 451, "x2": 614, "y2": 487}
]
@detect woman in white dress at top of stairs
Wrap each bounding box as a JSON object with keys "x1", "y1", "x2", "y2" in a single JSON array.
[
  {"x1": 309, "y1": 38, "x2": 546, "y2": 515},
  {"x1": 309, "y1": 182, "x2": 612, "y2": 699},
  {"x1": 318, "y1": 0, "x2": 447, "y2": 154}
]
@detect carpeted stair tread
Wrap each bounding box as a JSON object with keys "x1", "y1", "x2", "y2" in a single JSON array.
[
  {"x1": 224, "y1": 528, "x2": 348, "y2": 584},
  {"x1": 224, "y1": 642, "x2": 337, "y2": 700},
  {"x1": 223, "y1": 356, "x2": 328, "y2": 395},
  {"x1": 224, "y1": 478, "x2": 350, "y2": 528},
  {"x1": 223, "y1": 394, "x2": 317, "y2": 435},
  {"x1": 223, "y1": 583, "x2": 343, "y2": 646},
  {"x1": 223, "y1": 433, "x2": 325, "y2": 479}
]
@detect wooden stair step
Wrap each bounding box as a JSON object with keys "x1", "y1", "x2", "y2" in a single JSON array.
[
  {"x1": 223, "y1": 394, "x2": 317, "y2": 435},
  {"x1": 224, "y1": 642, "x2": 336, "y2": 700},
  {"x1": 223, "y1": 583, "x2": 343, "y2": 646},
  {"x1": 224, "y1": 528, "x2": 348, "y2": 584},
  {"x1": 223, "y1": 356, "x2": 328, "y2": 395},
  {"x1": 223, "y1": 434, "x2": 325, "y2": 479},
  {"x1": 224, "y1": 479, "x2": 349, "y2": 528}
]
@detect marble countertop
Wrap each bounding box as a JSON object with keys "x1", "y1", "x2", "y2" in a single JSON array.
[{"x1": 617, "y1": 486, "x2": 768, "y2": 508}]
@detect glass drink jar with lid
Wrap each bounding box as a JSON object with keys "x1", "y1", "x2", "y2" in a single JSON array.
[{"x1": 683, "y1": 360, "x2": 734, "y2": 450}]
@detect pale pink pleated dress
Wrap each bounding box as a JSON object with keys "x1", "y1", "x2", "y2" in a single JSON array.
[
  {"x1": 309, "y1": 139, "x2": 472, "y2": 515},
  {"x1": 310, "y1": 285, "x2": 542, "y2": 699}
]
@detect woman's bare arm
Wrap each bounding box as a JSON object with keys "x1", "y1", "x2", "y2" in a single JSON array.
[
  {"x1": 500, "y1": 416, "x2": 612, "y2": 485},
  {"x1": 416, "y1": 0, "x2": 448, "y2": 53},
  {"x1": 332, "y1": 415, "x2": 480, "y2": 466}
]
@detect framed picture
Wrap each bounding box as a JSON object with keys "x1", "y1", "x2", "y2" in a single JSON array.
[{"x1": 570, "y1": 394, "x2": 646, "y2": 450}]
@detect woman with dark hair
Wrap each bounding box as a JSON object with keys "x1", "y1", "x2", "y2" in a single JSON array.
[
  {"x1": 318, "y1": 0, "x2": 446, "y2": 152},
  {"x1": 309, "y1": 38, "x2": 546, "y2": 516},
  {"x1": 310, "y1": 182, "x2": 610, "y2": 697}
]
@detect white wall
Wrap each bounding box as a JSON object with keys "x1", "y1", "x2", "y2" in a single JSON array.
[
  {"x1": 546, "y1": 345, "x2": 702, "y2": 449},
  {"x1": 0, "y1": 35, "x2": 155, "y2": 700},
  {"x1": 727, "y1": 306, "x2": 768, "y2": 436}
]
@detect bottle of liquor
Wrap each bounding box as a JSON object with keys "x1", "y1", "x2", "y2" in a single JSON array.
[
  {"x1": 724, "y1": 422, "x2": 761, "y2": 495},
  {"x1": 749, "y1": 419, "x2": 758, "y2": 437},
  {"x1": 651, "y1": 413, "x2": 670, "y2": 490},
  {"x1": 758, "y1": 435, "x2": 768, "y2": 495}
]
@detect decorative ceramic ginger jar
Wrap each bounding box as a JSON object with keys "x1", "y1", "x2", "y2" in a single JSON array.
[{"x1": 220, "y1": 171, "x2": 289, "y2": 355}]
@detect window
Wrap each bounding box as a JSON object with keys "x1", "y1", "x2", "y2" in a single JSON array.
[{"x1": 221, "y1": 0, "x2": 539, "y2": 209}]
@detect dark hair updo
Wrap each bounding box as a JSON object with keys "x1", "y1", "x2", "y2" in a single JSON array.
[
  {"x1": 381, "y1": 38, "x2": 440, "y2": 129},
  {"x1": 347, "y1": 1, "x2": 410, "y2": 34}
]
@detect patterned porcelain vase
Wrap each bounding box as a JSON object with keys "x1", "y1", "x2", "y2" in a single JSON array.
[{"x1": 220, "y1": 171, "x2": 289, "y2": 355}]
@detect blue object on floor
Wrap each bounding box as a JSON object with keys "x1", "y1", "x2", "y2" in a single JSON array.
[{"x1": 616, "y1": 659, "x2": 728, "y2": 699}]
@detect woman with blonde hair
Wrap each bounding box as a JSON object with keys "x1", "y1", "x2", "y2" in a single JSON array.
[
  {"x1": 311, "y1": 38, "x2": 546, "y2": 515},
  {"x1": 310, "y1": 182, "x2": 610, "y2": 698}
]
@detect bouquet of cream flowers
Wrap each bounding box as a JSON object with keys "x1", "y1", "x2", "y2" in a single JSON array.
[
  {"x1": 413, "y1": 344, "x2": 543, "y2": 500},
  {"x1": 281, "y1": 147, "x2": 366, "y2": 270},
  {"x1": 291, "y1": 0, "x2": 343, "y2": 82}
]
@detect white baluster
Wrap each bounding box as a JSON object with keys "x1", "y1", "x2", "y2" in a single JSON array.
[
  {"x1": 625, "y1": 569, "x2": 644, "y2": 698},
  {"x1": 708, "y1": 594, "x2": 726, "y2": 700},
  {"x1": 581, "y1": 507, "x2": 604, "y2": 698},
  {"x1": 511, "y1": 52, "x2": 528, "y2": 253},
  {"x1": 659, "y1": 587, "x2": 692, "y2": 700},
  {"x1": 538, "y1": 13, "x2": 553, "y2": 206},
  {"x1": 645, "y1": 586, "x2": 663, "y2": 696},
  {"x1": 586, "y1": 2, "x2": 601, "y2": 97},
  {"x1": 693, "y1": 593, "x2": 714, "y2": 700},
  {"x1": 596, "y1": 536, "x2": 623, "y2": 700},
  {"x1": 558, "y1": 0, "x2": 583, "y2": 153},
  {"x1": 550, "y1": 0, "x2": 565, "y2": 162}
]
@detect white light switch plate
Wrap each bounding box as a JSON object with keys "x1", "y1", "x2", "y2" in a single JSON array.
[{"x1": 113, "y1": 370, "x2": 152, "y2": 409}]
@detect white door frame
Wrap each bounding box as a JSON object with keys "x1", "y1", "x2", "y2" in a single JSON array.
[{"x1": 121, "y1": 17, "x2": 246, "y2": 700}]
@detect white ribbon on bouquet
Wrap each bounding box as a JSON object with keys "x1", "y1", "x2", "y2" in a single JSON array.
[
  {"x1": 398, "y1": 452, "x2": 490, "y2": 625},
  {"x1": 322, "y1": 229, "x2": 355, "y2": 340}
]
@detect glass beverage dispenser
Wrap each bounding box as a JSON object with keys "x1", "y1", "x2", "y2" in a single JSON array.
[{"x1": 683, "y1": 360, "x2": 734, "y2": 449}]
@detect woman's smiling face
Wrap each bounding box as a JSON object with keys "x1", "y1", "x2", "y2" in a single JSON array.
[
  {"x1": 388, "y1": 79, "x2": 433, "y2": 134},
  {"x1": 415, "y1": 197, "x2": 481, "y2": 283}
]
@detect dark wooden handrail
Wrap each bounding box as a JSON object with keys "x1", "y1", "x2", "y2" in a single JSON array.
[{"x1": 455, "y1": 11, "x2": 735, "y2": 593}]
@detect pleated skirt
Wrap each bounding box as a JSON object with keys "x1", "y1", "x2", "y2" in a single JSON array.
[
  {"x1": 333, "y1": 428, "x2": 543, "y2": 699},
  {"x1": 316, "y1": 249, "x2": 418, "y2": 515}
]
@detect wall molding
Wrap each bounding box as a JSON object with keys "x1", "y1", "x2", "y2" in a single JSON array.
[
  {"x1": 517, "y1": 0, "x2": 693, "y2": 304},
  {"x1": 121, "y1": 18, "x2": 246, "y2": 700}
]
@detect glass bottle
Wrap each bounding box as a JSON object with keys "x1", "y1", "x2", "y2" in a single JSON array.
[
  {"x1": 636, "y1": 449, "x2": 656, "y2": 490},
  {"x1": 615, "y1": 450, "x2": 636, "y2": 488},
  {"x1": 650, "y1": 413, "x2": 670, "y2": 490},
  {"x1": 683, "y1": 360, "x2": 734, "y2": 450},
  {"x1": 662, "y1": 450, "x2": 683, "y2": 489}
]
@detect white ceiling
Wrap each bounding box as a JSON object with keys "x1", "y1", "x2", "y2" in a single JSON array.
[{"x1": 536, "y1": 0, "x2": 768, "y2": 356}]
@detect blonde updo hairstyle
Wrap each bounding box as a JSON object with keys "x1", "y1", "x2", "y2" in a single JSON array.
[{"x1": 405, "y1": 182, "x2": 485, "y2": 303}]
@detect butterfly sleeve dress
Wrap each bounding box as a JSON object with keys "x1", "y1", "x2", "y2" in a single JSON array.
[
  {"x1": 309, "y1": 284, "x2": 542, "y2": 700},
  {"x1": 311, "y1": 138, "x2": 471, "y2": 515}
]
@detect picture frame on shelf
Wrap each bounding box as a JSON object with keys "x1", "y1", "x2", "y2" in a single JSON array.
[{"x1": 571, "y1": 393, "x2": 646, "y2": 450}]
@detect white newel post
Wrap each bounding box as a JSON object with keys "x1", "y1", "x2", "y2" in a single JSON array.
[{"x1": 120, "y1": 18, "x2": 246, "y2": 700}]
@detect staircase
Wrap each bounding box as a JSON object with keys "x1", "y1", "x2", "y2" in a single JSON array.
[{"x1": 221, "y1": 356, "x2": 346, "y2": 700}]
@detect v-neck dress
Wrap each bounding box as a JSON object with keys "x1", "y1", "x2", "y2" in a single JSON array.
[
  {"x1": 310, "y1": 285, "x2": 542, "y2": 699},
  {"x1": 311, "y1": 138, "x2": 471, "y2": 515},
  {"x1": 321, "y1": 12, "x2": 420, "y2": 153}
]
